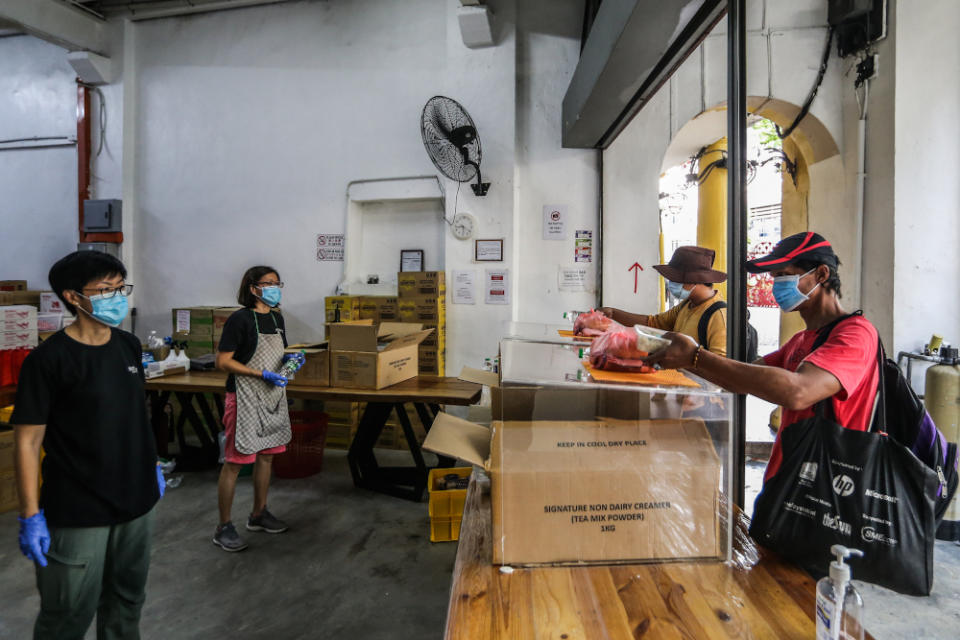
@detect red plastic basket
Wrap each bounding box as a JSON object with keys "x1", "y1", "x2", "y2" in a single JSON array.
[
  {"x1": 0, "y1": 349, "x2": 30, "y2": 387},
  {"x1": 273, "y1": 411, "x2": 329, "y2": 479}
]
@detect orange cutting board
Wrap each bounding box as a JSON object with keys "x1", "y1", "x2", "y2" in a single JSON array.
[
  {"x1": 582, "y1": 362, "x2": 700, "y2": 388},
  {"x1": 556, "y1": 330, "x2": 595, "y2": 341}
]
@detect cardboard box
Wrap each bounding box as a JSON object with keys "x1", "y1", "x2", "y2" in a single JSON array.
[
  {"x1": 424, "y1": 414, "x2": 722, "y2": 566},
  {"x1": 0, "y1": 281, "x2": 26, "y2": 292},
  {"x1": 325, "y1": 296, "x2": 362, "y2": 323},
  {"x1": 0, "y1": 428, "x2": 13, "y2": 473},
  {"x1": 0, "y1": 469, "x2": 17, "y2": 514},
  {"x1": 172, "y1": 306, "x2": 219, "y2": 338},
  {"x1": 324, "y1": 401, "x2": 360, "y2": 424},
  {"x1": 1, "y1": 306, "x2": 37, "y2": 332},
  {"x1": 398, "y1": 271, "x2": 446, "y2": 298},
  {"x1": 329, "y1": 322, "x2": 433, "y2": 389},
  {"x1": 185, "y1": 339, "x2": 215, "y2": 359},
  {"x1": 418, "y1": 346, "x2": 445, "y2": 375},
  {"x1": 213, "y1": 307, "x2": 241, "y2": 337},
  {"x1": 40, "y1": 292, "x2": 65, "y2": 313},
  {"x1": 420, "y1": 327, "x2": 446, "y2": 349},
  {"x1": 0, "y1": 291, "x2": 41, "y2": 308},
  {"x1": 1, "y1": 330, "x2": 38, "y2": 349},
  {"x1": 359, "y1": 296, "x2": 399, "y2": 322},
  {"x1": 285, "y1": 342, "x2": 330, "y2": 387},
  {"x1": 398, "y1": 296, "x2": 446, "y2": 324}
]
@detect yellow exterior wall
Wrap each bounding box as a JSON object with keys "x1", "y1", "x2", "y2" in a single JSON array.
[
  {"x1": 696, "y1": 138, "x2": 728, "y2": 298},
  {"x1": 778, "y1": 137, "x2": 810, "y2": 345}
]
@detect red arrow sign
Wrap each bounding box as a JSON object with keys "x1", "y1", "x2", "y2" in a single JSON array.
[{"x1": 628, "y1": 262, "x2": 644, "y2": 293}]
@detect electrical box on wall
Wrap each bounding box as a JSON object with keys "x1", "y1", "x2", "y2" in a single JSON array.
[
  {"x1": 83, "y1": 199, "x2": 122, "y2": 233},
  {"x1": 78, "y1": 242, "x2": 121, "y2": 259},
  {"x1": 828, "y1": 0, "x2": 887, "y2": 57}
]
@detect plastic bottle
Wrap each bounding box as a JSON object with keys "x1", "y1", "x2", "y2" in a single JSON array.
[
  {"x1": 816, "y1": 545, "x2": 865, "y2": 640},
  {"x1": 279, "y1": 349, "x2": 306, "y2": 380},
  {"x1": 484, "y1": 358, "x2": 492, "y2": 372}
]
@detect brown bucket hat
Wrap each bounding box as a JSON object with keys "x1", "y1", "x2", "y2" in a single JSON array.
[{"x1": 653, "y1": 246, "x2": 728, "y2": 284}]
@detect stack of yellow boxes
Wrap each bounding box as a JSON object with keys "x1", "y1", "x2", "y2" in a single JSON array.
[
  {"x1": 323, "y1": 401, "x2": 359, "y2": 450},
  {"x1": 397, "y1": 271, "x2": 445, "y2": 376},
  {"x1": 358, "y1": 296, "x2": 399, "y2": 323},
  {"x1": 0, "y1": 427, "x2": 16, "y2": 513}
]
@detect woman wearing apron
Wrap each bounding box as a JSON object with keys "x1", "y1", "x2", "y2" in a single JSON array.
[{"x1": 213, "y1": 265, "x2": 303, "y2": 552}]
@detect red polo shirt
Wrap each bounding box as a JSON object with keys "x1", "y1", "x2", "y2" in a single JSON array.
[{"x1": 761, "y1": 315, "x2": 879, "y2": 482}]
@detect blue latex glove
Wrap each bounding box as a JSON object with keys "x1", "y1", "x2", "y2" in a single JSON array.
[
  {"x1": 262, "y1": 370, "x2": 288, "y2": 387},
  {"x1": 156, "y1": 463, "x2": 165, "y2": 498},
  {"x1": 282, "y1": 352, "x2": 306, "y2": 372},
  {"x1": 18, "y1": 510, "x2": 50, "y2": 567}
]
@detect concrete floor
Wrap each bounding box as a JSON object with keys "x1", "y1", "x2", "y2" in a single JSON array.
[
  {"x1": 0, "y1": 450, "x2": 457, "y2": 640},
  {"x1": 0, "y1": 452, "x2": 958, "y2": 639}
]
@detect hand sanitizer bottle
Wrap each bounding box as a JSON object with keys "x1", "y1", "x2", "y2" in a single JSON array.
[{"x1": 816, "y1": 545, "x2": 865, "y2": 640}]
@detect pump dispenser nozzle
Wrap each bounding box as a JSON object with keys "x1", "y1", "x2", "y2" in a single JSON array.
[{"x1": 829, "y1": 545, "x2": 864, "y2": 585}]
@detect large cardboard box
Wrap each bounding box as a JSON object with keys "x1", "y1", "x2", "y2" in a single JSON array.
[
  {"x1": 0, "y1": 291, "x2": 41, "y2": 308},
  {"x1": 285, "y1": 342, "x2": 330, "y2": 387},
  {"x1": 418, "y1": 346, "x2": 445, "y2": 376},
  {"x1": 40, "y1": 292, "x2": 65, "y2": 313},
  {"x1": 398, "y1": 296, "x2": 446, "y2": 324},
  {"x1": 0, "y1": 281, "x2": 26, "y2": 292},
  {"x1": 398, "y1": 271, "x2": 446, "y2": 298},
  {"x1": 424, "y1": 414, "x2": 723, "y2": 566},
  {"x1": 1, "y1": 330, "x2": 38, "y2": 349},
  {"x1": 172, "y1": 306, "x2": 219, "y2": 339},
  {"x1": 185, "y1": 339, "x2": 215, "y2": 359},
  {"x1": 329, "y1": 322, "x2": 433, "y2": 389},
  {"x1": 213, "y1": 307, "x2": 241, "y2": 337},
  {"x1": 325, "y1": 296, "x2": 362, "y2": 323},
  {"x1": 0, "y1": 428, "x2": 13, "y2": 473},
  {"x1": 1, "y1": 306, "x2": 37, "y2": 332}
]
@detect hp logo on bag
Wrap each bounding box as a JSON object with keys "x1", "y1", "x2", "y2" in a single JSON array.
[{"x1": 832, "y1": 474, "x2": 855, "y2": 497}]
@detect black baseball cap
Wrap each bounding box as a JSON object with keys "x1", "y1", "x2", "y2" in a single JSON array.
[{"x1": 746, "y1": 231, "x2": 839, "y2": 273}]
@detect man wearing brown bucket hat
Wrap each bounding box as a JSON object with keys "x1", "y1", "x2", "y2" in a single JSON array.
[{"x1": 600, "y1": 245, "x2": 728, "y2": 355}]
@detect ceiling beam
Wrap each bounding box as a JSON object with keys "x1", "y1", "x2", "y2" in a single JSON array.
[{"x1": 0, "y1": 0, "x2": 107, "y2": 54}]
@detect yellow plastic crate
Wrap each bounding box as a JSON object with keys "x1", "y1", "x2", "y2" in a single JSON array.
[
  {"x1": 429, "y1": 516, "x2": 463, "y2": 543},
  {"x1": 428, "y1": 466, "x2": 472, "y2": 520},
  {"x1": 0, "y1": 405, "x2": 12, "y2": 424}
]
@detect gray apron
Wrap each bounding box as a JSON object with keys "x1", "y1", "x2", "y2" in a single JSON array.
[{"x1": 233, "y1": 311, "x2": 292, "y2": 455}]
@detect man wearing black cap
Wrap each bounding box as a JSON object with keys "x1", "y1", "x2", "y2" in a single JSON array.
[
  {"x1": 600, "y1": 245, "x2": 728, "y2": 355},
  {"x1": 645, "y1": 232, "x2": 879, "y2": 485}
]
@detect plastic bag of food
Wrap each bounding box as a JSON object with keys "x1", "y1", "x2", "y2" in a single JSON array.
[
  {"x1": 573, "y1": 310, "x2": 622, "y2": 336},
  {"x1": 589, "y1": 328, "x2": 656, "y2": 373}
]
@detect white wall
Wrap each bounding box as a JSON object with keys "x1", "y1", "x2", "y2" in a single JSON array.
[
  {"x1": 514, "y1": 1, "x2": 600, "y2": 322},
  {"x1": 893, "y1": 0, "x2": 960, "y2": 353},
  {"x1": 121, "y1": 0, "x2": 592, "y2": 374},
  {"x1": 603, "y1": 0, "x2": 854, "y2": 313},
  {"x1": 0, "y1": 36, "x2": 79, "y2": 289}
]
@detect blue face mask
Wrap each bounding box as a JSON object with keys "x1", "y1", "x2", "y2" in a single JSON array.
[
  {"x1": 666, "y1": 280, "x2": 691, "y2": 302},
  {"x1": 259, "y1": 286, "x2": 282, "y2": 307},
  {"x1": 772, "y1": 268, "x2": 819, "y2": 312},
  {"x1": 78, "y1": 292, "x2": 129, "y2": 327}
]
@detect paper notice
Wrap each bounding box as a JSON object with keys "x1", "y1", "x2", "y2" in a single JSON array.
[
  {"x1": 575, "y1": 230, "x2": 593, "y2": 263},
  {"x1": 558, "y1": 267, "x2": 588, "y2": 292},
  {"x1": 176, "y1": 309, "x2": 190, "y2": 333},
  {"x1": 542, "y1": 205, "x2": 568, "y2": 240},
  {"x1": 453, "y1": 270, "x2": 476, "y2": 305},
  {"x1": 485, "y1": 269, "x2": 510, "y2": 304},
  {"x1": 316, "y1": 234, "x2": 345, "y2": 261}
]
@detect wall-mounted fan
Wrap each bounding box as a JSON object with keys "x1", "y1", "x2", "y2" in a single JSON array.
[{"x1": 420, "y1": 95, "x2": 490, "y2": 196}]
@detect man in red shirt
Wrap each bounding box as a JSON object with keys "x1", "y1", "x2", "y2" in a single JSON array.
[{"x1": 645, "y1": 231, "x2": 879, "y2": 484}]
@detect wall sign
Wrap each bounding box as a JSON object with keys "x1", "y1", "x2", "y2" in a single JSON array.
[
  {"x1": 542, "y1": 205, "x2": 568, "y2": 240},
  {"x1": 575, "y1": 230, "x2": 593, "y2": 263},
  {"x1": 316, "y1": 234, "x2": 345, "y2": 261},
  {"x1": 452, "y1": 270, "x2": 476, "y2": 305},
  {"x1": 558, "y1": 267, "x2": 588, "y2": 292},
  {"x1": 485, "y1": 269, "x2": 510, "y2": 304},
  {"x1": 475, "y1": 238, "x2": 503, "y2": 262}
]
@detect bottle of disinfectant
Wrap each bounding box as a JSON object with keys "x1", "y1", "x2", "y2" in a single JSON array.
[{"x1": 816, "y1": 545, "x2": 865, "y2": 640}]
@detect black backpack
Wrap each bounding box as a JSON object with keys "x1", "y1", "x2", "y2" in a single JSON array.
[
  {"x1": 696, "y1": 301, "x2": 758, "y2": 362},
  {"x1": 811, "y1": 311, "x2": 960, "y2": 527}
]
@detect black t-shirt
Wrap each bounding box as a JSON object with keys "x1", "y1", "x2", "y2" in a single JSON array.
[
  {"x1": 218, "y1": 308, "x2": 287, "y2": 393},
  {"x1": 11, "y1": 329, "x2": 160, "y2": 527}
]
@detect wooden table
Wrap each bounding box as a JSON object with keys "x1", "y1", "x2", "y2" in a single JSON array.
[
  {"x1": 144, "y1": 372, "x2": 481, "y2": 501},
  {"x1": 445, "y1": 471, "x2": 875, "y2": 640}
]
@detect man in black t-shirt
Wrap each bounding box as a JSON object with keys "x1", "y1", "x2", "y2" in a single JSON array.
[{"x1": 11, "y1": 251, "x2": 163, "y2": 640}]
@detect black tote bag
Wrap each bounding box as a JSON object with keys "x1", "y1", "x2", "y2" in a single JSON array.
[{"x1": 749, "y1": 403, "x2": 939, "y2": 595}]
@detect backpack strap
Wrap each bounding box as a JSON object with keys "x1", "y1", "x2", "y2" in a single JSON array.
[
  {"x1": 810, "y1": 309, "x2": 863, "y2": 351},
  {"x1": 697, "y1": 301, "x2": 727, "y2": 347}
]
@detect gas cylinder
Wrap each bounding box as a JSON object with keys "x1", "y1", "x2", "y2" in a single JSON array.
[{"x1": 927, "y1": 346, "x2": 960, "y2": 540}]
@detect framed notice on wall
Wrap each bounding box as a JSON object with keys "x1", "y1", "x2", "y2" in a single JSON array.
[
  {"x1": 400, "y1": 249, "x2": 424, "y2": 272},
  {"x1": 475, "y1": 239, "x2": 503, "y2": 262}
]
